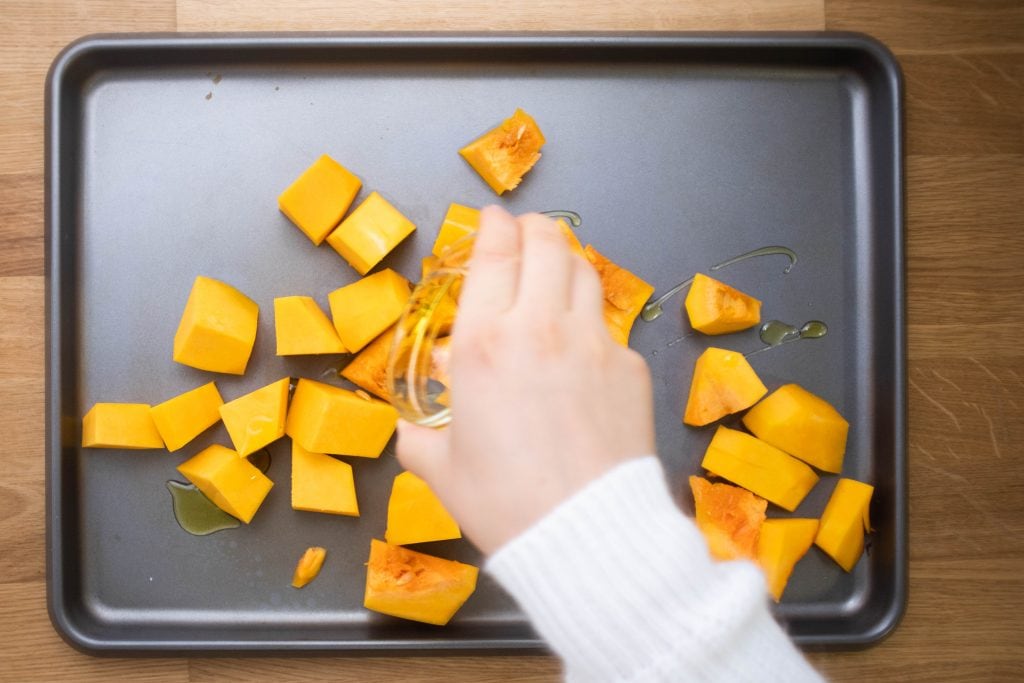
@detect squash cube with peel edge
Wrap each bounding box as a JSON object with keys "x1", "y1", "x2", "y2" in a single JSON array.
[
  {"x1": 274, "y1": 296, "x2": 347, "y2": 355},
  {"x1": 459, "y1": 109, "x2": 545, "y2": 195},
  {"x1": 689, "y1": 475, "x2": 766, "y2": 562},
  {"x1": 584, "y1": 246, "x2": 655, "y2": 346},
  {"x1": 328, "y1": 269, "x2": 410, "y2": 352},
  {"x1": 815, "y1": 478, "x2": 874, "y2": 572},
  {"x1": 385, "y1": 471, "x2": 461, "y2": 546},
  {"x1": 82, "y1": 403, "x2": 164, "y2": 449},
  {"x1": 176, "y1": 444, "x2": 274, "y2": 523},
  {"x1": 743, "y1": 383, "x2": 850, "y2": 473},
  {"x1": 340, "y1": 325, "x2": 396, "y2": 401},
  {"x1": 149, "y1": 382, "x2": 224, "y2": 452},
  {"x1": 173, "y1": 275, "x2": 259, "y2": 375},
  {"x1": 278, "y1": 154, "x2": 362, "y2": 245},
  {"x1": 218, "y1": 377, "x2": 290, "y2": 457},
  {"x1": 701, "y1": 426, "x2": 819, "y2": 512},
  {"x1": 684, "y1": 273, "x2": 762, "y2": 335},
  {"x1": 325, "y1": 192, "x2": 415, "y2": 275},
  {"x1": 292, "y1": 547, "x2": 328, "y2": 588},
  {"x1": 757, "y1": 518, "x2": 819, "y2": 601},
  {"x1": 364, "y1": 539, "x2": 478, "y2": 625},
  {"x1": 683, "y1": 347, "x2": 767, "y2": 426},
  {"x1": 291, "y1": 441, "x2": 359, "y2": 516},
  {"x1": 285, "y1": 378, "x2": 397, "y2": 457}
]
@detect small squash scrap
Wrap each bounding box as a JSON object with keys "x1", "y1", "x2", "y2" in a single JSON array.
[
  {"x1": 583, "y1": 245, "x2": 655, "y2": 346},
  {"x1": 82, "y1": 403, "x2": 164, "y2": 449},
  {"x1": 459, "y1": 109, "x2": 545, "y2": 195},
  {"x1": 689, "y1": 475, "x2": 766, "y2": 561},
  {"x1": 274, "y1": 296, "x2": 347, "y2": 355},
  {"x1": 683, "y1": 347, "x2": 767, "y2": 426},
  {"x1": 173, "y1": 275, "x2": 259, "y2": 375},
  {"x1": 291, "y1": 546, "x2": 327, "y2": 588},
  {"x1": 743, "y1": 384, "x2": 850, "y2": 473},
  {"x1": 815, "y1": 478, "x2": 874, "y2": 571},
  {"x1": 701, "y1": 426, "x2": 819, "y2": 512},
  {"x1": 218, "y1": 377, "x2": 290, "y2": 457},
  {"x1": 277, "y1": 154, "x2": 362, "y2": 245},
  {"x1": 285, "y1": 378, "x2": 397, "y2": 457},
  {"x1": 385, "y1": 471, "x2": 461, "y2": 545},
  {"x1": 364, "y1": 539, "x2": 478, "y2": 625},
  {"x1": 177, "y1": 444, "x2": 273, "y2": 524},
  {"x1": 150, "y1": 382, "x2": 224, "y2": 452},
  {"x1": 684, "y1": 273, "x2": 762, "y2": 335},
  {"x1": 756, "y1": 518, "x2": 819, "y2": 601},
  {"x1": 340, "y1": 325, "x2": 397, "y2": 401}
]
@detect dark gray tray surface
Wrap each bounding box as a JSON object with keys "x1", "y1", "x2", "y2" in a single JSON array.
[{"x1": 46, "y1": 33, "x2": 905, "y2": 653}]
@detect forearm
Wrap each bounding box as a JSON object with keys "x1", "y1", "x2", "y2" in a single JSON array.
[{"x1": 485, "y1": 456, "x2": 823, "y2": 683}]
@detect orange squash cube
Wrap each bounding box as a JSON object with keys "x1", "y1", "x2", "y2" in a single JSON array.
[
  {"x1": 325, "y1": 192, "x2": 415, "y2": 275},
  {"x1": 285, "y1": 378, "x2": 397, "y2": 457},
  {"x1": 173, "y1": 276, "x2": 259, "y2": 375},
  {"x1": 689, "y1": 475, "x2": 766, "y2": 561},
  {"x1": 278, "y1": 154, "x2": 362, "y2": 245},
  {"x1": 459, "y1": 109, "x2": 545, "y2": 195},
  {"x1": 82, "y1": 403, "x2": 164, "y2": 449},
  {"x1": 328, "y1": 269, "x2": 410, "y2": 353},
  {"x1": 743, "y1": 384, "x2": 849, "y2": 473},
  {"x1": 583, "y1": 245, "x2": 654, "y2": 346},
  {"x1": 340, "y1": 325, "x2": 396, "y2": 401},
  {"x1": 385, "y1": 471, "x2": 461, "y2": 546},
  {"x1": 684, "y1": 273, "x2": 762, "y2": 335},
  {"x1": 683, "y1": 347, "x2": 767, "y2": 426},
  {"x1": 815, "y1": 478, "x2": 873, "y2": 571},
  {"x1": 218, "y1": 377, "x2": 290, "y2": 457},
  {"x1": 150, "y1": 382, "x2": 224, "y2": 452},
  {"x1": 274, "y1": 296, "x2": 347, "y2": 355},
  {"x1": 757, "y1": 518, "x2": 819, "y2": 601},
  {"x1": 432, "y1": 203, "x2": 480, "y2": 257}
]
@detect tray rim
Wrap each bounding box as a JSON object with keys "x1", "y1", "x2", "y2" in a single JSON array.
[{"x1": 45, "y1": 31, "x2": 906, "y2": 655}]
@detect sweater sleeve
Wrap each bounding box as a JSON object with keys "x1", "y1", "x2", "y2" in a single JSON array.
[{"x1": 485, "y1": 456, "x2": 824, "y2": 683}]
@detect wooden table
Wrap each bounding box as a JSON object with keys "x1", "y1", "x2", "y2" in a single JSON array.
[{"x1": 2, "y1": 1, "x2": 1021, "y2": 680}]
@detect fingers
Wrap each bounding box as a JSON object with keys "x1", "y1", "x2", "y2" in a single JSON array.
[
  {"x1": 569, "y1": 253, "x2": 606, "y2": 322},
  {"x1": 457, "y1": 206, "x2": 522, "y2": 325},
  {"x1": 515, "y1": 213, "x2": 574, "y2": 312},
  {"x1": 396, "y1": 420, "x2": 450, "y2": 484}
]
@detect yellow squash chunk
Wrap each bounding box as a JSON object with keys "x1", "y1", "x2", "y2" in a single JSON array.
[
  {"x1": 291, "y1": 441, "x2": 359, "y2": 516},
  {"x1": 291, "y1": 546, "x2": 327, "y2": 588},
  {"x1": 173, "y1": 275, "x2": 259, "y2": 375},
  {"x1": 701, "y1": 426, "x2": 819, "y2": 512},
  {"x1": 459, "y1": 108, "x2": 545, "y2": 195},
  {"x1": 757, "y1": 518, "x2": 819, "y2": 601},
  {"x1": 432, "y1": 203, "x2": 480, "y2": 257},
  {"x1": 689, "y1": 475, "x2": 766, "y2": 562},
  {"x1": 385, "y1": 471, "x2": 461, "y2": 546},
  {"x1": 278, "y1": 154, "x2": 362, "y2": 245},
  {"x1": 328, "y1": 269, "x2": 410, "y2": 352},
  {"x1": 684, "y1": 273, "x2": 762, "y2": 335},
  {"x1": 285, "y1": 378, "x2": 397, "y2": 457},
  {"x1": 274, "y1": 296, "x2": 347, "y2": 355},
  {"x1": 340, "y1": 325, "x2": 396, "y2": 401},
  {"x1": 422, "y1": 255, "x2": 441, "y2": 280},
  {"x1": 364, "y1": 539, "x2": 479, "y2": 626},
  {"x1": 743, "y1": 384, "x2": 850, "y2": 473},
  {"x1": 177, "y1": 444, "x2": 273, "y2": 523},
  {"x1": 683, "y1": 347, "x2": 768, "y2": 426},
  {"x1": 82, "y1": 403, "x2": 164, "y2": 449},
  {"x1": 583, "y1": 245, "x2": 655, "y2": 346},
  {"x1": 218, "y1": 377, "x2": 290, "y2": 457},
  {"x1": 325, "y1": 191, "x2": 415, "y2": 275},
  {"x1": 815, "y1": 478, "x2": 874, "y2": 571},
  {"x1": 149, "y1": 382, "x2": 224, "y2": 452}
]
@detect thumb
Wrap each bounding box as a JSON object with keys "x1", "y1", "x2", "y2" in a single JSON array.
[{"x1": 395, "y1": 419, "x2": 451, "y2": 486}]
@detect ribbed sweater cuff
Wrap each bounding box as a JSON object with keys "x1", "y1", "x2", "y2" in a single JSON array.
[{"x1": 486, "y1": 456, "x2": 822, "y2": 683}]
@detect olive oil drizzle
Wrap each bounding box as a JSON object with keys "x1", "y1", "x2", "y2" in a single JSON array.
[
  {"x1": 540, "y1": 210, "x2": 583, "y2": 227},
  {"x1": 745, "y1": 320, "x2": 829, "y2": 357},
  {"x1": 167, "y1": 448, "x2": 272, "y2": 536},
  {"x1": 640, "y1": 246, "x2": 798, "y2": 322}
]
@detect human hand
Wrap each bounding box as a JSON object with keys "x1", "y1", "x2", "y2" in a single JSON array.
[{"x1": 396, "y1": 206, "x2": 656, "y2": 556}]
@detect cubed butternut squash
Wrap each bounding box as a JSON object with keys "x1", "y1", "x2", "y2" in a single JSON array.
[
  {"x1": 173, "y1": 275, "x2": 259, "y2": 375},
  {"x1": 218, "y1": 377, "x2": 290, "y2": 457},
  {"x1": 364, "y1": 539, "x2": 478, "y2": 625},
  {"x1": 340, "y1": 325, "x2": 396, "y2": 401},
  {"x1": 815, "y1": 478, "x2": 873, "y2": 572},
  {"x1": 684, "y1": 273, "x2": 762, "y2": 335},
  {"x1": 583, "y1": 245, "x2": 655, "y2": 346},
  {"x1": 689, "y1": 475, "x2": 766, "y2": 562},
  {"x1": 701, "y1": 426, "x2": 819, "y2": 512},
  {"x1": 459, "y1": 109, "x2": 545, "y2": 195},
  {"x1": 291, "y1": 441, "x2": 359, "y2": 516},
  {"x1": 432, "y1": 203, "x2": 480, "y2": 257},
  {"x1": 683, "y1": 347, "x2": 767, "y2": 426},
  {"x1": 325, "y1": 192, "x2": 415, "y2": 275},
  {"x1": 743, "y1": 384, "x2": 850, "y2": 473},
  {"x1": 177, "y1": 444, "x2": 273, "y2": 523},
  {"x1": 756, "y1": 518, "x2": 819, "y2": 601},
  {"x1": 278, "y1": 154, "x2": 362, "y2": 245},
  {"x1": 285, "y1": 378, "x2": 397, "y2": 457},
  {"x1": 149, "y1": 382, "x2": 224, "y2": 452},
  {"x1": 328, "y1": 269, "x2": 410, "y2": 352},
  {"x1": 385, "y1": 471, "x2": 461, "y2": 546},
  {"x1": 274, "y1": 296, "x2": 347, "y2": 355},
  {"x1": 82, "y1": 403, "x2": 164, "y2": 449}
]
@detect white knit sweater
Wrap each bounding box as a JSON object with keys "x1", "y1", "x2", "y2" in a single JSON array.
[{"x1": 486, "y1": 456, "x2": 824, "y2": 682}]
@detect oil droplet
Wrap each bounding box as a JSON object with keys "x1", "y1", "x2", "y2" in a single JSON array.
[
  {"x1": 540, "y1": 210, "x2": 582, "y2": 227},
  {"x1": 747, "y1": 320, "x2": 828, "y2": 356},
  {"x1": 250, "y1": 448, "x2": 272, "y2": 474},
  {"x1": 166, "y1": 481, "x2": 240, "y2": 536},
  {"x1": 641, "y1": 246, "x2": 797, "y2": 323}
]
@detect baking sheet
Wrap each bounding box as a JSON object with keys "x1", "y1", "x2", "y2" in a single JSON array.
[{"x1": 46, "y1": 33, "x2": 905, "y2": 652}]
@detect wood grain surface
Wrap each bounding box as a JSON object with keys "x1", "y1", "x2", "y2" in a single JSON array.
[{"x1": 1, "y1": 0, "x2": 1022, "y2": 680}]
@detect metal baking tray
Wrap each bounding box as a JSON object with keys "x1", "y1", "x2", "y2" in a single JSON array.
[{"x1": 46, "y1": 33, "x2": 905, "y2": 653}]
